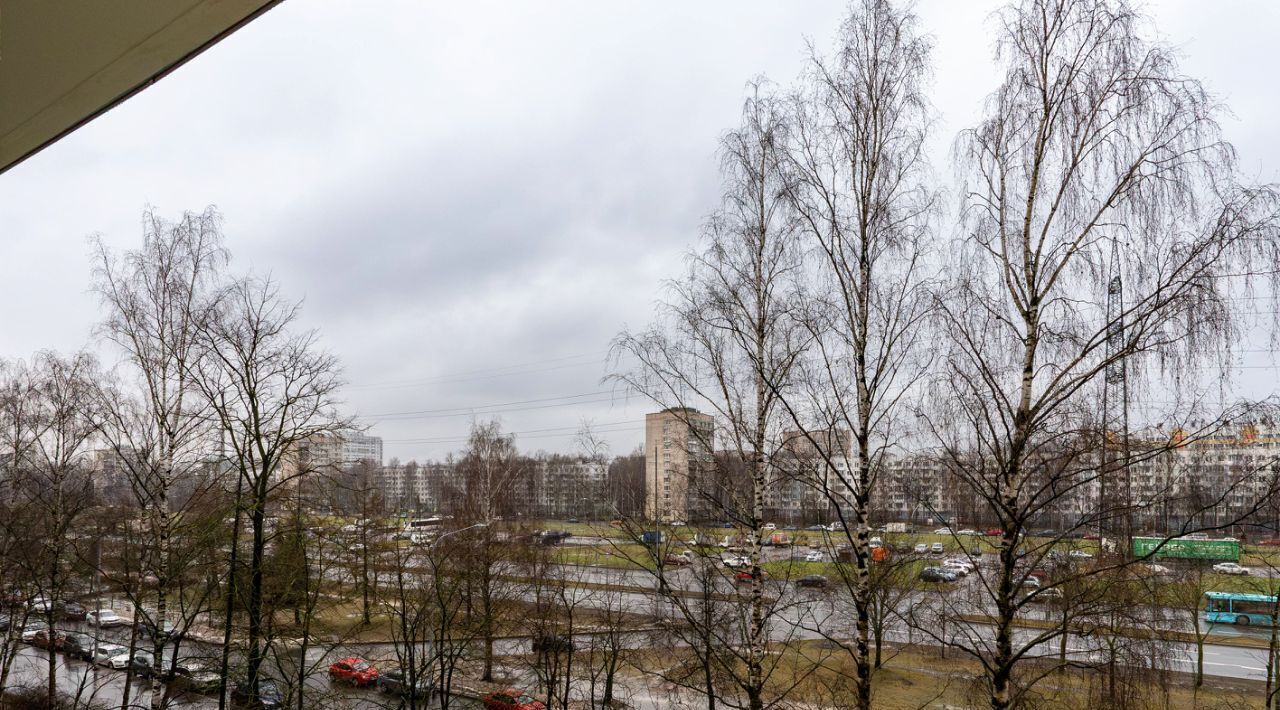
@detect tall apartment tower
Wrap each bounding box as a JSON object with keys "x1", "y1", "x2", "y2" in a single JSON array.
[{"x1": 644, "y1": 407, "x2": 714, "y2": 523}]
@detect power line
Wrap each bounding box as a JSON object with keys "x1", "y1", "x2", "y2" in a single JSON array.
[
  {"x1": 344, "y1": 351, "x2": 608, "y2": 391},
  {"x1": 361, "y1": 391, "x2": 613, "y2": 418},
  {"x1": 384, "y1": 420, "x2": 642, "y2": 445},
  {"x1": 357, "y1": 392, "x2": 633, "y2": 422}
]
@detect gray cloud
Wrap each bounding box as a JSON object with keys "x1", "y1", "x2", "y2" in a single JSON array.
[{"x1": 1, "y1": 1, "x2": 1276, "y2": 461}]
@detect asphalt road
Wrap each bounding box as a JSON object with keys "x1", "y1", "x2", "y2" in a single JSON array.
[{"x1": 7, "y1": 544, "x2": 1273, "y2": 706}]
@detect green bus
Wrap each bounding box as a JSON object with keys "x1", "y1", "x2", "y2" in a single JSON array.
[{"x1": 1204, "y1": 591, "x2": 1276, "y2": 626}]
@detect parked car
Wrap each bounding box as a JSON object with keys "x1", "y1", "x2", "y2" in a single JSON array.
[
  {"x1": 91, "y1": 643, "x2": 128, "y2": 667},
  {"x1": 803, "y1": 550, "x2": 824, "y2": 563},
  {"x1": 1025, "y1": 587, "x2": 1064, "y2": 604},
  {"x1": 1213, "y1": 562, "x2": 1249, "y2": 576},
  {"x1": 912, "y1": 543, "x2": 928, "y2": 554},
  {"x1": 1, "y1": 589, "x2": 31, "y2": 606},
  {"x1": 0, "y1": 615, "x2": 9, "y2": 632},
  {"x1": 56, "y1": 601, "x2": 87, "y2": 621},
  {"x1": 942, "y1": 562, "x2": 969, "y2": 577},
  {"x1": 985, "y1": 528, "x2": 1004, "y2": 537},
  {"x1": 115, "y1": 650, "x2": 154, "y2": 673},
  {"x1": 538, "y1": 530, "x2": 572, "y2": 546},
  {"x1": 942, "y1": 557, "x2": 975, "y2": 572},
  {"x1": 1133, "y1": 562, "x2": 1173, "y2": 578},
  {"x1": 930, "y1": 542, "x2": 945, "y2": 555},
  {"x1": 62, "y1": 632, "x2": 94, "y2": 661},
  {"x1": 957, "y1": 529, "x2": 979, "y2": 536},
  {"x1": 173, "y1": 669, "x2": 222, "y2": 695},
  {"x1": 484, "y1": 688, "x2": 546, "y2": 710},
  {"x1": 795, "y1": 574, "x2": 829, "y2": 589},
  {"x1": 1068, "y1": 549, "x2": 1094, "y2": 559},
  {"x1": 88, "y1": 609, "x2": 126, "y2": 628},
  {"x1": 532, "y1": 634, "x2": 574, "y2": 654},
  {"x1": 1259, "y1": 538, "x2": 1280, "y2": 547},
  {"x1": 805, "y1": 524, "x2": 825, "y2": 531},
  {"x1": 377, "y1": 668, "x2": 433, "y2": 698},
  {"x1": 28, "y1": 596, "x2": 52, "y2": 613},
  {"x1": 231, "y1": 678, "x2": 285, "y2": 709},
  {"x1": 329, "y1": 657, "x2": 380, "y2": 686},
  {"x1": 762, "y1": 523, "x2": 777, "y2": 531},
  {"x1": 663, "y1": 552, "x2": 693, "y2": 567},
  {"x1": 20, "y1": 622, "x2": 48, "y2": 644},
  {"x1": 722, "y1": 554, "x2": 750, "y2": 569},
  {"x1": 920, "y1": 566, "x2": 958, "y2": 583},
  {"x1": 933, "y1": 527, "x2": 952, "y2": 535},
  {"x1": 31, "y1": 629, "x2": 66, "y2": 650},
  {"x1": 734, "y1": 569, "x2": 768, "y2": 583}
]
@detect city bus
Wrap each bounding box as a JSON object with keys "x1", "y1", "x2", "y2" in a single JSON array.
[
  {"x1": 404, "y1": 516, "x2": 446, "y2": 544},
  {"x1": 1204, "y1": 591, "x2": 1277, "y2": 626}
]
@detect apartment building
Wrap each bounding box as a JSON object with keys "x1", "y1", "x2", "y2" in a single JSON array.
[
  {"x1": 296, "y1": 429, "x2": 384, "y2": 472},
  {"x1": 644, "y1": 408, "x2": 715, "y2": 523},
  {"x1": 377, "y1": 461, "x2": 457, "y2": 512},
  {"x1": 530, "y1": 457, "x2": 608, "y2": 518}
]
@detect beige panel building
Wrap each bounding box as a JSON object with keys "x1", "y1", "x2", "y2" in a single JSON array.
[{"x1": 644, "y1": 408, "x2": 714, "y2": 523}]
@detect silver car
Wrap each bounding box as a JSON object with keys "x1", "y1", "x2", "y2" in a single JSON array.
[
  {"x1": 92, "y1": 643, "x2": 128, "y2": 667},
  {"x1": 1212, "y1": 562, "x2": 1249, "y2": 576},
  {"x1": 88, "y1": 609, "x2": 126, "y2": 628}
]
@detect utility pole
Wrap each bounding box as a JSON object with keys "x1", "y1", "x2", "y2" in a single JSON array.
[{"x1": 1101, "y1": 238, "x2": 1132, "y2": 550}]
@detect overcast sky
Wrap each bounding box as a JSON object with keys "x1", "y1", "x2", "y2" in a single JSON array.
[{"x1": 1, "y1": 1, "x2": 1277, "y2": 463}]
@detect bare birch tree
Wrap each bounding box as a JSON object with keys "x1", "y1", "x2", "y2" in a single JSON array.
[
  {"x1": 929, "y1": 0, "x2": 1280, "y2": 707},
  {"x1": 0, "y1": 358, "x2": 42, "y2": 698},
  {"x1": 780, "y1": 2, "x2": 935, "y2": 706},
  {"x1": 613, "y1": 81, "x2": 808, "y2": 710},
  {"x1": 91, "y1": 206, "x2": 227, "y2": 707},
  {"x1": 451, "y1": 419, "x2": 528, "y2": 682},
  {"x1": 8, "y1": 353, "x2": 100, "y2": 708}
]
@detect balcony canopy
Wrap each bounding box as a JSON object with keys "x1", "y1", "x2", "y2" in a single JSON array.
[{"x1": 0, "y1": 0, "x2": 280, "y2": 175}]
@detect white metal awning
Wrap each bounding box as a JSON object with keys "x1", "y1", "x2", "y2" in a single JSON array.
[{"x1": 0, "y1": 0, "x2": 281, "y2": 175}]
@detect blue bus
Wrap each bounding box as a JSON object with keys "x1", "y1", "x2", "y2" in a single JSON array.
[{"x1": 1204, "y1": 591, "x2": 1277, "y2": 626}]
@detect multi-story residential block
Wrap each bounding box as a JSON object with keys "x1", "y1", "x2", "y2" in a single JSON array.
[
  {"x1": 530, "y1": 457, "x2": 608, "y2": 518},
  {"x1": 296, "y1": 429, "x2": 384, "y2": 472},
  {"x1": 644, "y1": 408, "x2": 714, "y2": 523},
  {"x1": 766, "y1": 430, "x2": 853, "y2": 524},
  {"x1": 377, "y1": 461, "x2": 457, "y2": 513}
]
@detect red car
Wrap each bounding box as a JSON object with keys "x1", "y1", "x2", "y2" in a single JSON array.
[
  {"x1": 1260, "y1": 539, "x2": 1280, "y2": 547},
  {"x1": 32, "y1": 630, "x2": 66, "y2": 651},
  {"x1": 984, "y1": 528, "x2": 1003, "y2": 537},
  {"x1": 328, "y1": 657, "x2": 379, "y2": 686},
  {"x1": 734, "y1": 569, "x2": 769, "y2": 583},
  {"x1": 484, "y1": 688, "x2": 545, "y2": 710}
]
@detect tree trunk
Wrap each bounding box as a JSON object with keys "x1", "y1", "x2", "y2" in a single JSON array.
[
  {"x1": 246, "y1": 492, "x2": 268, "y2": 704},
  {"x1": 151, "y1": 491, "x2": 171, "y2": 710},
  {"x1": 481, "y1": 565, "x2": 495, "y2": 681},
  {"x1": 217, "y1": 476, "x2": 244, "y2": 710}
]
